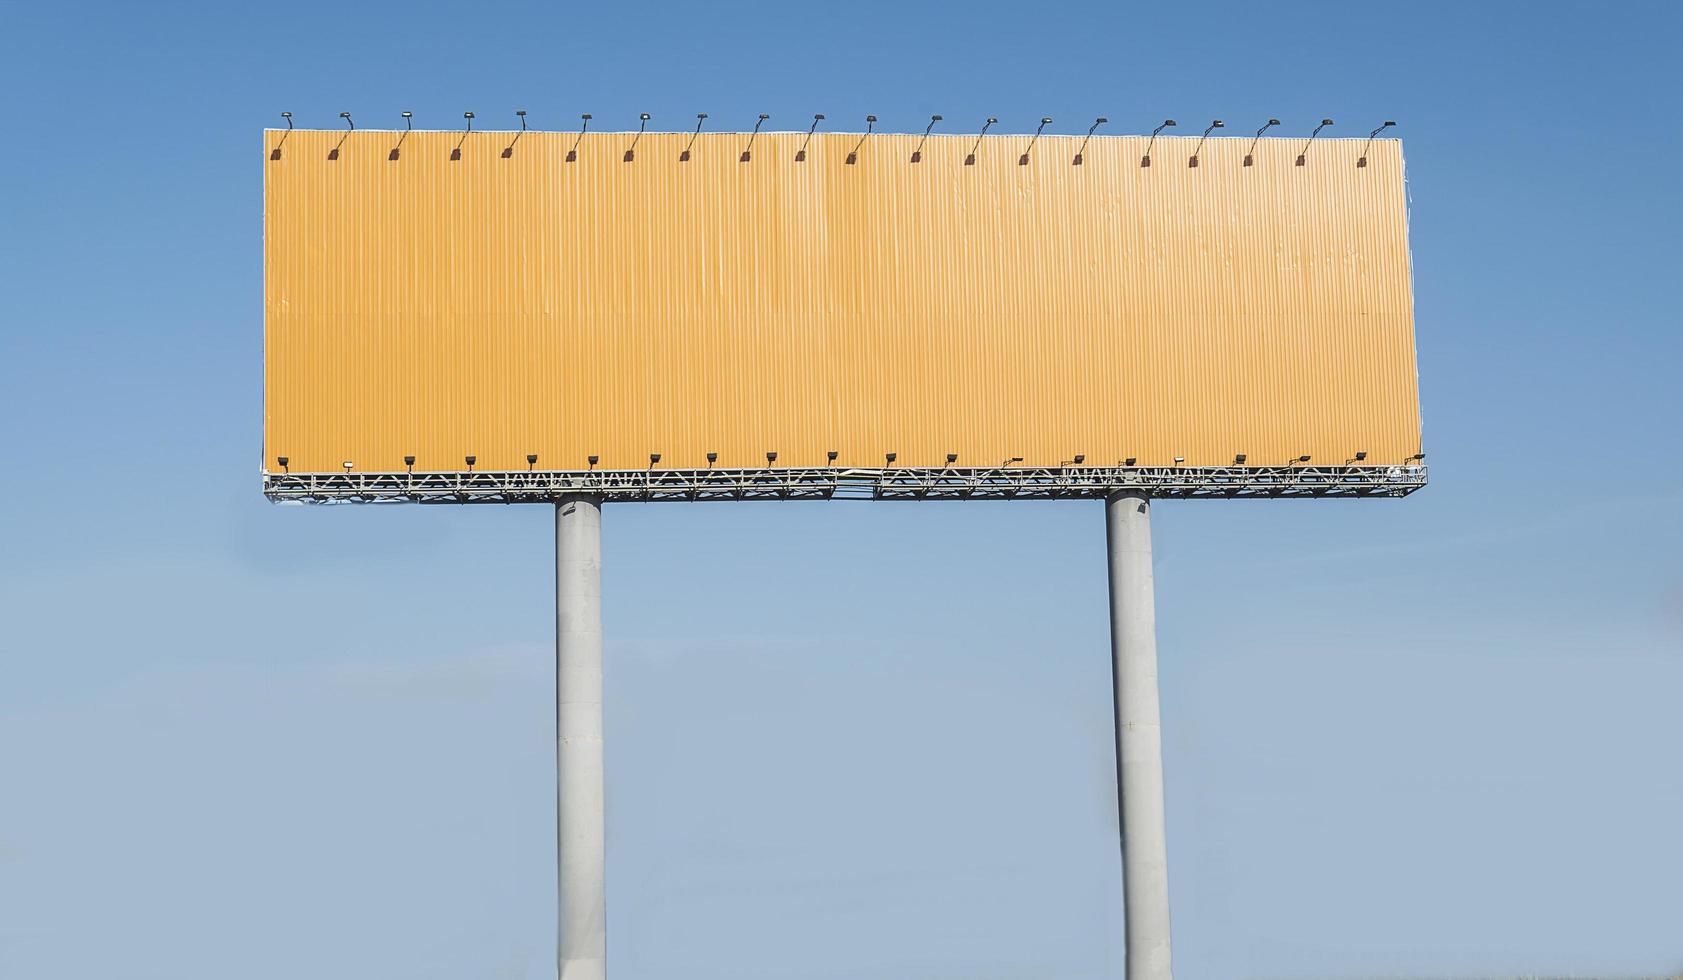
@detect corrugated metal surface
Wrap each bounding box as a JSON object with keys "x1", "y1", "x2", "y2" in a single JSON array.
[{"x1": 264, "y1": 129, "x2": 1419, "y2": 474}]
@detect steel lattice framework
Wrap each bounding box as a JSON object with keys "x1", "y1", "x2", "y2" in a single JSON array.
[{"x1": 263, "y1": 464, "x2": 1427, "y2": 504}]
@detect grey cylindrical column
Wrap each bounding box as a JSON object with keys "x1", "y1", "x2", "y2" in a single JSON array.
[
  {"x1": 1105, "y1": 493, "x2": 1172, "y2": 980},
  {"x1": 557, "y1": 496, "x2": 605, "y2": 980}
]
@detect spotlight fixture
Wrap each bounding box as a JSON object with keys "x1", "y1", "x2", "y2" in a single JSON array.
[
  {"x1": 1060, "y1": 454, "x2": 1088, "y2": 466},
  {"x1": 911, "y1": 114, "x2": 942, "y2": 163},
  {"x1": 885, "y1": 452, "x2": 897, "y2": 465},
  {"x1": 624, "y1": 112, "x2": 651, "y2": 162},
  {"x1": 465, "y1": 454, "x2": 476, "y2": 469},
  {"x1": 1287, "y1": 454, "x2": 1311, "y2": 465},
  {"x1": 1142, "y1": 119, "x2": 1175, "y2": 167},
  {"x1": 567, "y1": 113, "x2": 591, "y2": 162},
  {"x1": 965, "y1": 117, "x2": 997, "y2": 165},
  {"x1": 391, "y1": 110, "x2": 414, "y2": 159},
  {"x1": 741, "y1": 113, "x2": 769, "y2": 162},
  {"x1": 276, "y1": 455, "x2": 290, "y2": 471},
  {"x1": 1358, "y1": 120, "x2": 1396, "y2": 168},
  {"x1": 1345, "y1": 451, "x2": 1369, "y2": 464},
  {"x1": 1296, "y1": 119, "x2": 1334, "y2": 166},
  {"x1": 649, "y1": 453, "x2": 661, "y2": 466},
  {"x1": 404, "y1": 454, "x2": 416, "y2": 471},
  {"x1": 1173, "y1": 456, "x2": 1186, "y2": 465},
  {"x1": 587, "y1": 454, "x2": 600, "y2": 468},
  {"x1": 1074, "y1": 117, "x2": 1106, "y2": 165},
  {"x1": 1244, "y1": 118, "x2": 1281, "y2": 166},
  {"x1": 527, "y1": 453, "x2": 539, "y2": 469},
  {"x1": 1124, "y1": 457, "x2": 1137, "y2": 467},
  {"x1": 706, "y1": 452, "x2": 718, "y2": 466},
  {"x1": 1001, "y1": 456, "x2": 1023, "y2": 467},
  {"x1": 1405, "y1": 452, "x2": 1426, "y2": 463},
  {"x1": 680, "y1": 112, "x2": 707, "y2": 162},
  {"x1": 343, "y1": 460, "x2": 354, "y2": 471},
  {"x1": 846, "y1": 114, "x2": 876, "y2": 165},
  {"x1": 1019, "y1": 116, "x2": 1052, "y2": 165},
  {"x1": 1233, "y1": 453, "x2": 1247, "y2": 464},
  {"x1": 329, "y1": 112, "x2": 354, "y2": 160},
  {"x1": 766, "y1": 451, "x2": 778, "y2": 464},
  {"x1": 946, "y1": 453, "x2": 958, "y2": 465},
  {"x1": 272, "y1": 113, "x2": 292, "y2": 159},
  {"x1": 1189, "y1": 119, "x2": 1223, "y2": 167},
  {"x1": 796, "y1": 113, "x2": 824, "y2": 162},
  {"x1": 451, "y1": 112, "x2": 475, "y2": 160},
  {"x1": 826, "y1": 451, "x2": 839, "y2": 464}
]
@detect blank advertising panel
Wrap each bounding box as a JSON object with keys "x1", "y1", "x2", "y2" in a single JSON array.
[{"x1": 264, "y1": 128, "x2": 1420, "y2": 478}]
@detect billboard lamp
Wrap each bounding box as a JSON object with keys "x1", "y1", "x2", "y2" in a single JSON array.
[
  {"x1": 527, "y1": 454, "x2": 539, "y2": 469},
  {"x1": 911, "y1": 114, "x2": 942, "y2": 163},
  {"x1": 885, "y1": 452, "x2": 897, "y2": 465},
  {"x1": 1245, "y1": 118, "x2": 1280, "y2": 166},
  {"x1": 1233, "y1": 454, "x2": 1247, "y2": 464},
  {"x1": 277, "y1": 456, "x2": 289, "y2": 472},
  {"x1": 826, "y1": 451, "x2": 839, "y2": 464},
  {"x1": 1142, "y1": 119, "x2": 1175, "y2": 167},
  {"x1": 766, "y1": 451, "x2": 778, "y2": 465},
  {"x1": 740, "y1": 113, "x2": 768, "y2": 163},
  {"x1": 503, "y1": 110, "x2": 528, "y2": 158},
  {"x1": 1297, "y1": 118, "x2": 1334, "y2": 166},
  {"x1": 846, "y1": 114, "x2": 876, "y2": 165},
  {"x1": 587, "y1": 455, "x2": 599, "y2": 469},
  {"x1": 567, "y1": 113, "x2": 590, "y2": 162},
  {"x1": 1074, "y1": 117, "x2": 1106, "y2": 165},
  {"x1": 625, "y1": 113, "x2": 649, "y2": 162},
  {"x1": 1019, "y1": 116, "x2": 1052, "y2": 165},
  {"x1": 451, "y1": 112, "x2": 474, "y2": 161},
  {"x1": 329, "y1": 112, "x2": 354, "y2": 160},
  {"x1": 465, "y1": 455, "x2": 476, "y2": 470},
  {"x1": 390, "y1": 111, "x2": 414, "y2": 160},
  {"x1": 404, "y1": 455, "x2": 416, "y2": 472},
  {"x1": 706, "y1": 452, "x2": 718, "y2": 467},
  {"x1": 272, "y1": 112, "x2": 292, "y2": 159},
  {"x1": 1189, "y1": 119, "x2": 1223, "y2": 167},
  {"x1": 681, "y1": 113, "x2": 706, "y2": 162},
  {"x1": 965, "y1": 116, "x2": 997, "y2": 165},
  {"x1": 1358, "y1": 120, "x2": 1396, "y2": 167},
  {"x1": 946, "y1": 453, "x2": 958, "y2": 465},
  {"x1": 796, "y1": 113, "x2": 823, "y2": 162}
]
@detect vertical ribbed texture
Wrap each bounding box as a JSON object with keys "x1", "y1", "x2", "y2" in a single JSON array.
[{"x1": 264, "y1": 130, "x2": 1419, "y2": 473}]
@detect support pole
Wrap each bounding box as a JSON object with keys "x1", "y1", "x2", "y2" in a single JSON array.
[
  {"x1": 1105, "y1": 493, "x2": 1172, "y2": 980},
  {"x1": 556, "y1": 496, "x2": 605, "y2": 980}
]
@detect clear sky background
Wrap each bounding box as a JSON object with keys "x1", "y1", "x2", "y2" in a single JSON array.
[{"x1": 2, "y1": 1, "x2": 1680, "y2": 978}]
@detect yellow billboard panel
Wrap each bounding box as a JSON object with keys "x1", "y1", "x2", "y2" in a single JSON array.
[{"x1": 264, "y1": 128, "x2": 1419, "y2": 477}]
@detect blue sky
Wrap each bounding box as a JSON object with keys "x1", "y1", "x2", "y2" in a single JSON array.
[{"x1": 2, "y1": 1, "x2": 1680, "y2": 978}]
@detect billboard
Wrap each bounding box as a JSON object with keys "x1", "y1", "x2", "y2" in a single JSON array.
[{"x1": 263, "y1": 127, "x2": 1421, "y2": 496}]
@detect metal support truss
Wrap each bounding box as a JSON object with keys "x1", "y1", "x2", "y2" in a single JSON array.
[{"x1": 262, "y1": 464, "x2": 1426, "y2": 504}]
